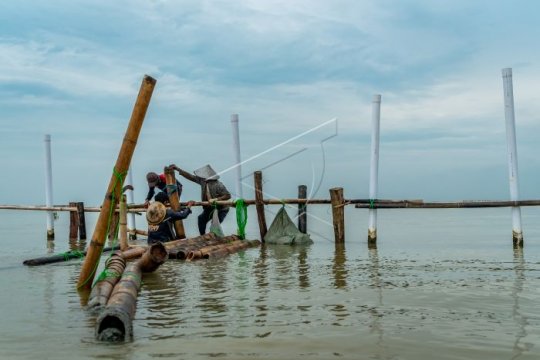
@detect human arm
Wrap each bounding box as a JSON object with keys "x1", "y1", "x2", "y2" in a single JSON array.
[
  {"x1": 144, "y1": 186, "x2": 156, "y2": 207},
  {"x1": 169, "y1": 164, "x2": 201, "y2": 184}
]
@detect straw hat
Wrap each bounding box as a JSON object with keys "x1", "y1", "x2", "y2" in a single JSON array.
[
  {"x1": 194, "y1": 164, "x2": 219, "y2": 180},
  {"x1": 146, "y1": 202, "x2": 166, "y2": 225}
]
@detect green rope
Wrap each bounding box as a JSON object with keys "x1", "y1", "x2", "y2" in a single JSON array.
[
  {"x1": 78, "y1": 167, "x2": 127, "y2": 289},
  {"x1": 60, "y1": 250, "x2": 85, "y2": 261},
  {"x1": 369, "y1": 199, "x2": 376, "y2": 209},
  {"x1": 235, "y1": 199, "x2": 248, "y2": 240},
  {"x1": 166, "y1": 184, "x2": 177, "y2": 195}
]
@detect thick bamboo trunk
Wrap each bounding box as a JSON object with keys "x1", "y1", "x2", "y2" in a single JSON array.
[
  {"x1": 87, "y1": 252, "x2": 126, "y2": 309},
  {"x1": 203, "y1": 239, "x2": 260, "y2": 259},
  {"x1": 95, "y1": 262, "x2": 141, "y2": 342},
  {"x1": 164, "y1": 166, "x2": 185, "y2": 238},
  {"x1": 137, "y1": 242, "x2": 168, "y2": 273},
  {"x1": 95, "y1": 243, "x2": 167, "y2": 342},
  {"x1": 78, "y1": 75, "x2": 156, "y2": 291}
]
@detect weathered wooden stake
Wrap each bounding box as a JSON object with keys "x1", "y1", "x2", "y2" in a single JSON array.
[
  {"x1": 108, "y1": 213, "x2": 120, "y2": 244},
  {"x1": 502, "y1": 68, "x2": 524, "y2": 246},
  {"x1": 298, "y1": 185, "x2": 307, "y2": 233},
  {"x1": 69, "y1": 202, "x2": 79, "y2": 240},
  {"x1": 119, "y1": 195, "x2": 128, "y2": 251},
  {"x1": 368, "y1": 94, "x2": 381, "y2": 246},
  {"x1": 330, "y1": 187, "x2": 345, "y2": 243},
  {"x1": 126, "y1": 167, "x2": 137, "y2": 240},
  {"x1": 254, "y1": 171, "x2": 267, "y2": 241},
  {"x1": 76, "y1": 202, "x2": 87, "y2": 240},
  {"x1": 164, "y1": 166, "x2": 186, "y2": 239},
  {"x1": 44, "y1": 134, "x2": 55, "y2": 240},
  {"x1": 78, "y1": 75, "x2": 156, "y2": 290}
]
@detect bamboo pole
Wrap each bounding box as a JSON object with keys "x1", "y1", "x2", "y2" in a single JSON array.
[
  {"x1": 330, "y1": 188, "x2": 345, "y2": 243},
  {"x1": 368, "y1": 94, "x2": 381, "y2": 245},
  {"x1": 77, "y1": 202, "x2": 87, "y2": 240},
  {"x1": 502, "y1": 68, "x2": 524, "y2": 246},
  {"x1": 5, "y1": 198, "x2": 540, "y2": 213},
  {"x1": 78, "y1": 74, "x2": 156, "y2": 291},
  {"x1": 254, "y1": 171, "x2": 267, "y2": 241},
  {"x1": 231, "y1": 113, "x2": 243, "y2": 199},
  {"x1": 69, "y1": 202, "x2": 79, "y2": 240},
  {"x1": 164, "y1": 166, "x2": 185, "y2": 239},
  {"x1": 126, "y1": 167, "x2": 137, "y2": 239},
  {"x1": 298, "y1": 185, "x2": 307, "y2": 233},
  {"x1": 22, "y1": 245, "x2": 120, "y2": 266},
  {"x1": 44, "y1": 134, "x2": 55, "y2": 240},
  {"x1": 119, "y1": 195, "x2": 128, "y2": 251},
  {"x1": 87, "y1": 252, "x2": 126, "y2": 309}
]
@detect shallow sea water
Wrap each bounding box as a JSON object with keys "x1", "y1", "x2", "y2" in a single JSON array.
[{"x1": 0, "y1": 207, "x2": 539, "y2": 359}]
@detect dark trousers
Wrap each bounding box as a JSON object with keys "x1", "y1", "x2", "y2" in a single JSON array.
[{"x1": 198, "y1": 207, "x2": 229, "y2": 235}]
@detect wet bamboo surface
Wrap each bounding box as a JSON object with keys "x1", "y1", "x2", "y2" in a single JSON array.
[
  {"x1": 23, "y1": 245, "x2": 120, "y2": 266},
  {"x1": 87, "y1": 252, "x2": 126, "y2": 309}
]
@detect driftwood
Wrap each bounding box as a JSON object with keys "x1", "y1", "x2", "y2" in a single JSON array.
[{"x1": 22, "y1": 245, "x2": 120, "y2": 266}]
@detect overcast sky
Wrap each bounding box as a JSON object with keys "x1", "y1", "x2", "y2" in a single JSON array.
[{"x1": 1, "y1": 0, "x2": 539, "y2": 206}]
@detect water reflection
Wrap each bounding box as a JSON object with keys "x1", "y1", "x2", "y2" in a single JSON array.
[
  {"x1": 368, "y1": 247, "x2": 384, "y2": 349},
  {"x1": 253, "y1": 246, "x2": 269, "y2": 331},
  {"x1": 511, "y1": 247, "x2": 529, "y2": 359},
  {"x1": 332, "y1": 243, "x2": 347, "y2": 289},
  {"x1": 297, "y1": 246, "x2": 310, "y2": 289},
  {"x1": 47, "y1": 239, "x2": 55, "y2": 254},
  {"x1": 197, "y1": 259, "x2": 229, "y2": 336}
]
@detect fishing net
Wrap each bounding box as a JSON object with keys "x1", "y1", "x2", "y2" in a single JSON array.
[
  {"x1": 209, "y1": 208, "x2": 225, "y2": 238},
  {"x1": 264, "y1": 206, "x2": 312, "y2": 245}
]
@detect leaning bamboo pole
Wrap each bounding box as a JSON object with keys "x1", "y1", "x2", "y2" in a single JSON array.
[{"x1": 78, "y1": 75, "x2": 156, "y2": 291}]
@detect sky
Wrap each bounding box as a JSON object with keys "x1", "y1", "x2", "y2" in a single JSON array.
[{"x1": 1, "y1": 0, "x2": 540, "y2": 207}]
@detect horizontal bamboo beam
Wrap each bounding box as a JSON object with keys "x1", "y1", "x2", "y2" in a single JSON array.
[{"x1": 4, "y1": 199, "x2": 540, "y2": 213}]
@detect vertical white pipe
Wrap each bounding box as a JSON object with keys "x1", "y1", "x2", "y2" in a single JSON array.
[
  {"x1": 502, "y1": 68, "x2": 523, "y2": 245},
  {"x1": 231, "y1": 113, "x2": 243, "y2": 199},
  {"x1": 44, "y1": 134, "x2": 54, "y2": 239},
  {"x1": 368, "y1": 95, "x2": 381, "y2": 244},
  {"x1": 126, "y1": 166, "x2": 136, "y2": 232}
]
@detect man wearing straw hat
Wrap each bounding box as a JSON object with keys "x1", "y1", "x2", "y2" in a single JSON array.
[
  {"x1": 146, "y1": 196, "x2": 195, "y2": 244},
  {"x1": 170, "y1": 164, "x2": 231, "y2": 235}
]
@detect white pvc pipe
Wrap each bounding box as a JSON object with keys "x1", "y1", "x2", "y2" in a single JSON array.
[
  {"x1": 44, "y1": 134, "x2": 54, "y2": 239},
  {"x1": 126, "y1": 166, "x2": 136, "y2": 231},
  {"x1": 502, "y1": 68, "x2": 523, "y2": 245},
  {"x1": 231, "y1": 113, "x2": 243, "y2": 199},
  {"x1": 368, "y1": 95, "x2": 381, "y2": 243}
]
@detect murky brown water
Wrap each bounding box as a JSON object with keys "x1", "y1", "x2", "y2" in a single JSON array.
[{"x1": 1, "y1": 208, "x2": 539, "y2": 359}]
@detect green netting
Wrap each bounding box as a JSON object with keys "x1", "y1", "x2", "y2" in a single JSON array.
[{"x1": 264, "y1": 206, "x2": 312, "y2": 245}]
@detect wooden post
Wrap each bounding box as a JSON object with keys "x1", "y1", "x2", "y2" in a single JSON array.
[
  {"x1": 77, "y1": 202, "x2": 87, "y2": 240},
  {"x1": 330, "y1": 187, "x2": 345, "y2": 243},
  {"x1": 254, "y1": 171, "x2": 267, "y2": 241},
  {"x1": 298, "y1": 185, "x2": 307, "y2": 233},
  {"x1": 119, "y1": 195, "x2": 128, "y2": 251},
  {"x1": 69, "y1": 202, "x2": 79, "y2": 240},
  {"x1": 164, "y1": 166, "x2": 186, "y2": 239},
  {"x1": 126, "y1": 167, "x2": 137, "y2": 239},
  {"x1": 78, "y1": 75, "x2": 156, "y2": 290}
]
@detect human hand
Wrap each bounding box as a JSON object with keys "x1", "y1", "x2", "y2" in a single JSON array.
[
  {"x1": 187, "y1": 200, "x2": 195, "y2": 208},
  {"x1": 144, "y1": 199, "x2": 150, "y2": 208},
  {"x1": 169, "y1": 164, "x2": 179, "y2": 171}
]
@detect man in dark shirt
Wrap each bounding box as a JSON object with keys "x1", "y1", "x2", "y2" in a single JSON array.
[
  {"x1": 144, "y1": 172, "x2": 183, "y2": 208},
  {"x1": 146, "y1": 198, "x2": 195, "y2": 244},
  {"x1": 169, "y1": 164, "x2": 231, "y2": 235}
]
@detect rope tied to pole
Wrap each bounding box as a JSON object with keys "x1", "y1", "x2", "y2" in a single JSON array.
[
  {"x1": 166, "y1": 184, "x2": 177, "y2": 195},
  {"x1": 78, "y1": 167, "x2": 127, "y2": 289},
  {"x1": 369, "y1": 199, "x2": 376, "y2": 209},
  {"x1": 60, "y1": 250, "x2": 85, "y2": 262},
  {"x1": 235, "y1": 199, "x2": 248, "y2": 240}
]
